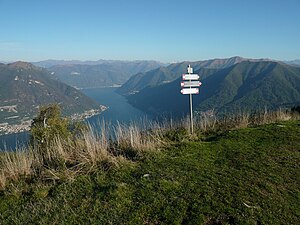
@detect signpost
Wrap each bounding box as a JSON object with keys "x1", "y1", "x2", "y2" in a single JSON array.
[
  {"x1": 180, "y1": 65, "x2": 201, "y2": 134},
  {"x1": 182, "y1": 74, "x2": 200, "y2": 80},
  {"x1": 180, "y1": 81, "x2": 202, "y2": 88},
  {"x1": 180, "y1": 88, "x2": 199, "y2": 95}
]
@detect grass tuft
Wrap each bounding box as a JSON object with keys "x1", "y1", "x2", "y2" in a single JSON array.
[{"x1": 0, "y1": 149, "x2": 33, "y2": 182}]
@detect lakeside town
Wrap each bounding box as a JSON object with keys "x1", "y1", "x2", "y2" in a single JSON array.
[{"x1": 0, "y1": 106, "x2": 107, "y2": 135}]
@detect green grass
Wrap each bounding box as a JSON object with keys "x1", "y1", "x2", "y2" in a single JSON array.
[{"x1": 1, "y1": 121, "x2": 300, "y2": 224}]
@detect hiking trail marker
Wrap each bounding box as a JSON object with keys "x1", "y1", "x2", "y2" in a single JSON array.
[{"x1": 180, "y1": 65, "x2": 201, "y2": 134}]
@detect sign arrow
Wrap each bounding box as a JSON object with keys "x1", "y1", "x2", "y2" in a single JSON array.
[
  {"x1": 181, "y1": 88, "x2": 199, "y2": 95},
  {"x1": 182, "y1": 74, "x2": 200, "y2": 80},
  {"x1": 181, "y1": 81, "x2": 202, "y2": 87}
]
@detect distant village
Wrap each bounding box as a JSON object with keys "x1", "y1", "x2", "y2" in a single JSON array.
[
  {"x1": 0, "y1": 120, "x2": 31, "y2": 135},
  {"x1": 69, "y1": 106, "x2": 107, "y2": 121},
  {"x1": 0, "y1": 106, "x2": 107, "y2": 135}
]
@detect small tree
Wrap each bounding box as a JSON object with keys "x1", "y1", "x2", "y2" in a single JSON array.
[{"x1": 30, "y1": 103, "x2": 71, "y2": 148}]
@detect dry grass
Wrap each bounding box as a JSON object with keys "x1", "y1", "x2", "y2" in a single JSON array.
[
  {"x1": 216, "y1": 112, "x2": 250, "y2": 130},
  {"x1": 250, "y1": 108, "x2": 296, "y2": 126},
  {"x1": 0, "y1": 149, "x2": 33, "y2": 183},
  {"x1": 194, "y1": 108, "x2": 298, "y2": 132},
  {"x1": 0, "y1": 119, "x2": 164, "y2": 187},
  {"x1": 0, "y1": 108, "x2": 299, "y2": 188},
  {"x1": 195, "y1": 110, "x2": 217, "y2": 132},
  {"x1": 76, "y1": 131, "x2": 112, "y2": 167},
  {"x1": 0, "y1": 171, "x2": 6, "y2": 188},
  {"x1": 114, "y1": 122, "x2": 158, "y2": 152}
]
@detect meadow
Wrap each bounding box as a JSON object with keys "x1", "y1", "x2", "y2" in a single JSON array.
[{"x1": 0, "y1": 109, "x2": 299, "y2": 224}]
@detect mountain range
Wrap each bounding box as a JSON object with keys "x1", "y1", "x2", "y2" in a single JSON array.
[
  {"x1": 32, "y1": 59, "x2": 166, "y2": 68},
  {"x1": 117, "y1": 56, "x2": 271, "y2": 95},
  {"x1": 124, "y1": 60, "x2": 300, "y2": 117},
  {"x1": 1, "y1": 57, "x2": 299, "y2": 126},
  {"x1": 34, "y1": 60, "x2": 165, "y2": 89},
  {"x1": 0, "y1": 62, "x2": 101, "y2": 127}
]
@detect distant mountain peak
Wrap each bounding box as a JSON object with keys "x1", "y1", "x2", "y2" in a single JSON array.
[{"x1": 8, "y1": 61, "x2": 39, "y2": 70}]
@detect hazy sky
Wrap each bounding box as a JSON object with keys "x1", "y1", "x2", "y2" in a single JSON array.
[{"x1": 1, "y1": 0, "x2": 299, "y2": 62}]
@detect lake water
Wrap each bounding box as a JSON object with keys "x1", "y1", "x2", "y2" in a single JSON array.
[
  {"x1": 0, "y1": 132, "x2": 29, "y2": 150},
  {"x1": 83, "y1": 87, "x2": 152, "y2": 125},
  {"x1": 0, "y1": 87, "x2": 151, "y2": 150}
]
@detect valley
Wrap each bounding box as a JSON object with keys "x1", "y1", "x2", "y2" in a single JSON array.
[
  {"x1": 1, "y1": 57, "x2": 299, "y2": 136},
  {"x1": 43, "y1": 60, "x2": 165, "y2": 89}
]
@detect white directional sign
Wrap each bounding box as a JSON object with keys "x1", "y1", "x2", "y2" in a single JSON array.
[
  {"x1": 182, "y1": 74, "x2": 200, "y2": 80},
  {"x1": 180, "y1": 65, "x2": 201, "y2": 134},
  {"x1": 181, "y1": 88, "x2": 199, "y2": 95},
  {"x1": 181, "y1": 81, "x2": 202, "y2": 88}
]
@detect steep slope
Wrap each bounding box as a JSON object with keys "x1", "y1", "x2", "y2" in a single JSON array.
[
  {"x1": 127, "y1": 61, "x2": 300, "y2": 117},
  {"x1": 0, "y1": 62, "x2": 101, "y2": 126},
  {"x1": 118, "y1": 67, "x2": 176, "y2": 95},
  {"x1": 118, "y1": 56, "x2": 269, "y2": 95},
  {"x1": 48, "y1": 60, "x2": 165, "y2": 89}
]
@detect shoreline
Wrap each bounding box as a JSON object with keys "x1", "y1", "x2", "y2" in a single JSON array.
[{"x1": 0, "y1": 105, "x2": 107, "y2": 136}]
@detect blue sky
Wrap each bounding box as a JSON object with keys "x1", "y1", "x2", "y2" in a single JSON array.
[{"x1": 0, "y1": 0, "x2": 299, "y2": 62}]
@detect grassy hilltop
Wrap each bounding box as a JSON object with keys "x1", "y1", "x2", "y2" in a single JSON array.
[{"x1": 0, "y1": 111, "x2": 299, "y2": 224}]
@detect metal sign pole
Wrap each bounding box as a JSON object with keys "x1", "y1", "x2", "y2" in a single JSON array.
[
  {"x1": 181, "y1": 65, "x2": 201, "y2": 135},
  {"x1": 190, "y1": 91, "x2": 193, "y2": 134},
  {"x1": 188, "y1": 65, "x2": 193, "y2": 134}
]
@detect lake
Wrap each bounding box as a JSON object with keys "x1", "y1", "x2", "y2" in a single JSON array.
[
  {"x1": 83, "y1": 87, "x2": 152, "y2": 125},
  {"x1": 0, "y1": 87, "x2": 151, "y2": 150}
]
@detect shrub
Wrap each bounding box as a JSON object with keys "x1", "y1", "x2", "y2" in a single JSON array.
[
  {"x1": 29, "y1": 104, "x2": 88, "y2": 169},
  {"x1": 30, "y1": 104, "x2": 71, "y2": 148}
]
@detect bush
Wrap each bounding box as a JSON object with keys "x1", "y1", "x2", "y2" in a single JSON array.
[{"x1": 30, "y1": 104, "x2": 72, "y2": 148}]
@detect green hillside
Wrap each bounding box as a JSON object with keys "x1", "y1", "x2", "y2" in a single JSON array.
[
  {"x1": 127, "y1": 61, "x2": 300, "y2": 117},
  {"x1": 0, "y1": 62, "x2": 101, "y2": 126},
  {"x1": 0, "y1": 119, "x2": 299, "y2": 224},
  {"x1": 118, "y1": 66, "x2": 176, "y2": 95},
  {"x1": 117, "y1": 56, "x2": 266, "y2": 95}
]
